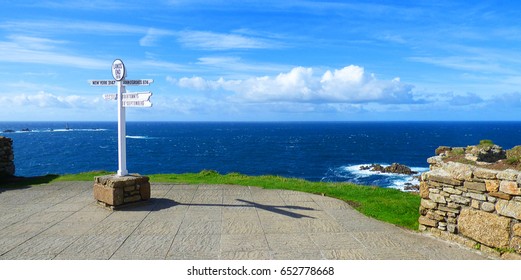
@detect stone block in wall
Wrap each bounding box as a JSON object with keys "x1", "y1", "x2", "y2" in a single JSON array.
[
  {"x1": 419, "y1": 216, "x2": 438, "y2": 227},
  {"x1": 140, "y1": 182, "x2": 151, "y2": 200},
  {"x1": 445, "y1": 162, "x2": 474, "y2": 181},
  {"x1": 511, "y1": 237, "x2": 521, "y2": 253},
  {"x1": 499, "y1": 180, "x2": 521, "y2": 195},
  {"x1": 514, "y1": 224, "x2": 521, "y2": 237},
  {"x1": 474, "y1": 168, "x2": 498, "y2": 180},
  {"x1": 443, "y1": 187, "x2": 462, "y2": 195},
  {"x1": 419, "y1": 181, "x2": 430, "y2": 198},
  {"x1": 485, "y1": 180, "x2": 499, "y2": 192},
  {"x1": 495, "y1": 199, "x2": 521, "y2": 220},
  {"x1": 438, "y1": 205, "x2": 460, "y2": 214},
  {"x1": 467, "y1": 192, "x2": 487, "y2": 201},
  {"x1": 464, "y1": 181, "x2": 486, "y2": 192},
  {"x1": 427, "y1": 211, "x2": 445, "y2": 221},
  {"x1": 449, "y1": 194, "x2": 470, "y2": 205},
  {"x1": 471, "y1": 199, "x2": 480, "y2": 209},
  {"x1": 435, "y1": 210, "x2": 448, "y2": 217},
  {"x1": 497, "y1": 169, "x2": 518, "y2": 181},
  {"x1": 458, "y1": 208, "x2": 511, "y2": 248},
  {"x1": 93, "y1": 182, "x2": 124, "y2": 205},
  {"x1": 429, "y1": 175, "x2": 462, "y2": 186},
  {"x1": 420, "y1": 198, "x2": 437, "y2": 209},
  {"x1": 481, "y1": 202, "x2": 495, "y2": 212},
  {"x1": 429, "y1": 192, "x2": 446, "y2": 204},
  {"x1": 489, "y1": 192, "x2": 511, "y2": 200},
  {"x1": 447, "y1": 223, "x2": 457, "y2": 233}
]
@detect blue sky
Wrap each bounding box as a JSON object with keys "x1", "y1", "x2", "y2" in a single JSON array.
[{"x1": 1, "y1": 0, "x2": 521, "y2": 121}]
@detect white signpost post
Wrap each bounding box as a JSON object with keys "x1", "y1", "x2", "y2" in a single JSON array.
[
  {"x1": 90, "y1": 59, "x2": 153, "y2": 209},
  {"x1": 89, "y1": 59, "x2": 153, "y2": 177}
]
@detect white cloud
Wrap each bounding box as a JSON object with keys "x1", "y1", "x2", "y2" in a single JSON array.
[
  {"x1": 174, "y1": 65, "x2": 416, "y2": 104},
  {"x1": 0, "y1": 36, "x2": 106, "y2": 69},
  {"x1": 178, "y1": 76, "x2": 219, "y2": 91},
  {"x1": 139, "y1": 28, "x2": 174, "y2": 47},
  {"x1": 0, "y1": 92, "x2": 100, "y2": 108},
  {"x1": 7, "y1": 35, "x2": 66, "y2": 50},
  {"x1": 0, "y1": 20, "x2": 147, "y2": 36},
  {"x1": 177, "y1": 30, "x2": 280, "y2": 50}
]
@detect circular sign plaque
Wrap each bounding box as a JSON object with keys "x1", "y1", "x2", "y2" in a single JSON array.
[{"x1": 112, "y1": 59, "x2": 126, "y2": 81}]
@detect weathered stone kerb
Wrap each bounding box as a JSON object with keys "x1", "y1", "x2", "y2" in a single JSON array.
[{"x1": 419, "y1": 155, "x2": 521, "y2": 259}]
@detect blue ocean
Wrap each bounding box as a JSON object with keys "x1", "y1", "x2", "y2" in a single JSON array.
[{"x1": 2, "y1": 122, "x2": 521, "y2": 190}]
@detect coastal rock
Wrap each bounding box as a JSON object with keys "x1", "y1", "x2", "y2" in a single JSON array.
[
  {"x1": 386, "y1": 163, "x2": 418, "y2": 175},
  {"x1": 403, "y1": 183, "x2": 419, "y2": 192},
  {"x1": 359, "y1": 163, "x2": 417, "y2": 175},
  {"x1": 466, "y1": 144, "x2": 506, "y2": 163},
  {"x1": 435, "y1": 146, "x2": 451, "y2": 156},
  {"x1": 506, "y1": 145, "x2": 521, "y2": 160}
]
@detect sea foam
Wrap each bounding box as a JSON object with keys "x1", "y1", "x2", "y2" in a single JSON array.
[{"x1": 323, "y1": 164, "x2": 429, "y2": 191}]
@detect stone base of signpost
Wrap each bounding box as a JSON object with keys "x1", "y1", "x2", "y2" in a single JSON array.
[{"x1": 94, "y1": 174, "x2": 150, "y2": 209}]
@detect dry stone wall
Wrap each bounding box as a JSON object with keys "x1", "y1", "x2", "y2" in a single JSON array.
[
  {"x1": 0, "y1": 136, "x2": 15, "y2": 177},
  {"x1": 419, "y1": 155, "x2": 521, "y2": 259}
]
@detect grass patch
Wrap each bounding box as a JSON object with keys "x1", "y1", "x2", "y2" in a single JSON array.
[
  {"x1": 6, "y1": 170, "x2": 421, "y2": 230},
  {"x1": 52, "y1": 171, "x2": 112, "y2": 181},
  {"x1": 478, "y1": 139, "x2": 494, "y2": 147}
]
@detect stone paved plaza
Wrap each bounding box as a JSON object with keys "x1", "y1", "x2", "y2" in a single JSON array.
[{"x1": 0, "y1": 182, "x2": 491, "y2": 260}]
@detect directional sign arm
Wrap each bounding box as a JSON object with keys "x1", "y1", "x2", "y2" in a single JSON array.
[
  {"x1": 122, "y1": 79, "x2": 154, "y2": 86},
  {"x1": 89, "y1": 80, "x2": 117, "y2": 86},
  {"x1": 90, "y1": 79, "x2": 153, "y2": 86},
  {"x1": 103, "y1": 92, "x2": 152, "y2": 101},
  {"x1": 122, "y1": 100, "x2": 152, "y2": 107}
]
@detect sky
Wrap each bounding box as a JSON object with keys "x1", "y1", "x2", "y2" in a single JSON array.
[{"x1": 1, "y1": 0, "x2": 521, "y2": 121}]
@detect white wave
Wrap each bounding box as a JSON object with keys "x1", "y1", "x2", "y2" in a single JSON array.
[
  {"x1": 346, "y1": 164, "x2": 427, "y2": 177},
  {"x1": 330, "y1": 163, "x2": 429, "y2": 192},
  {"x1": 126, "y1": 135, "x2": 151, "y2": 139},
  {"x1": 55, "y1": 128, "x2": 108, "y2": 132},
  {"x1": 6, "y1": 128, "x2": 108, "y2": 133}
]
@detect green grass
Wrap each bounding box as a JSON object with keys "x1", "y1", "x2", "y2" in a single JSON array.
[
  {"x1": 3, "y1": 170, "x2": 421, "y2": 230},
  {"x1": 478, "y1": 139, "x2": 494, "y2": 147}
]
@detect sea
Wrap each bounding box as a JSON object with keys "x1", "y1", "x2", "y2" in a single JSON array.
[{"x1": 2, "y1": 121, "x2": 521, "y2": 191}]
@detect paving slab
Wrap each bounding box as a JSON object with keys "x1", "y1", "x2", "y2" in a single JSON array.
[{"x1": 0, "y1": 181, "x2": 493, "y2": 260}]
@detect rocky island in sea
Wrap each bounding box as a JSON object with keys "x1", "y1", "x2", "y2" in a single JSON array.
[{"x1": 360, "y1": 162, "x2": 418, "y2": 175}]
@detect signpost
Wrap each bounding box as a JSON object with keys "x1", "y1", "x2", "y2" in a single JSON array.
[
  {"x1": 102, "y1": 91, "x2": 153, "y2": 108},
  {"x1": 89, "y1": 79, "x2": 153, "y2": 86},
  {"x1": 90, "y1": 59, "x2": 153, "y2": 176},
  {"x1": 91, "y1": 59, "x2": 153, "y2": 209}
]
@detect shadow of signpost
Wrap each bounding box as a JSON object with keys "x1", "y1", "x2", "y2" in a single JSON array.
[{"x1": 126, "y1": 197, "x2": 316, "y2": 219}]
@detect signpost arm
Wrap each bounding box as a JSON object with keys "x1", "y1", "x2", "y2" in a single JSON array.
[{"x1": 117, "y1": 81, "x2": 128, "y2": 176}]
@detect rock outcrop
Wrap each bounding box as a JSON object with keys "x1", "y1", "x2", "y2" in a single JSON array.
[
  {"x1": 360, "y1": 163, "x2": 417, "y2": 175},
  {"x1": 465, "y1": 144, "x2": 506, "y2": 163}
]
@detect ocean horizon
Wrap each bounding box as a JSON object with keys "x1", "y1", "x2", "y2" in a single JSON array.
[{"x1": 2, "y1": 121, "x2": 521, "y2": 191}]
